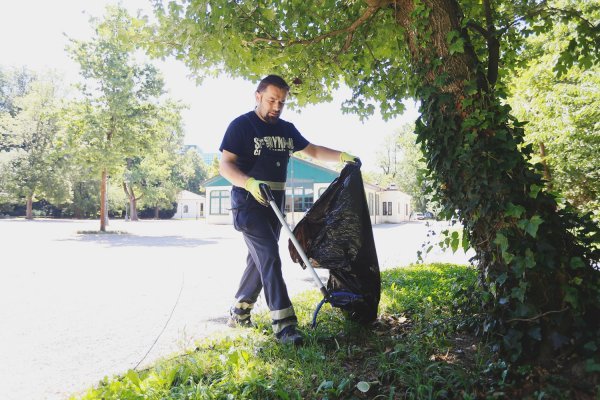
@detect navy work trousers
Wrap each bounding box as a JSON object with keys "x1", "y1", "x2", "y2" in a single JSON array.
[{"x1": 230, "y1": 187, "x2": 296, "y2": 333}]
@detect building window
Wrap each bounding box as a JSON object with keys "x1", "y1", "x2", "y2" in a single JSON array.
[
  {"x1": 210, "y1": 190, "x2": 230, "y2": 215},
  {"x1": 405, "y1": 203, "x2": 409, "y2": 216},
  {"x1": 183, "y1": 205, "x2": 189, "y2": 213},
  {"x1": 285, "y1": 186, "x2": 313, "y2": 212},
  {"x1": 383, "y1": 201, "x2": 393, "y2": 216},
  {"x1": 368, "y1": 193, "x2": 374, "y2": 216}
]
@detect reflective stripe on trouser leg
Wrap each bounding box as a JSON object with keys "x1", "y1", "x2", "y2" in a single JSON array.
[
  {"x1": 231, "y1": 300, "x2": 254, "y2": 322},
  {"x1": 271, "y1": 306, "x2": 297, "y2": 334}
]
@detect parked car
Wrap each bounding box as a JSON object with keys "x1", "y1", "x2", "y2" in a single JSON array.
[{"x1": 414, "y1": 211, "x2": 434, "y2": 220}]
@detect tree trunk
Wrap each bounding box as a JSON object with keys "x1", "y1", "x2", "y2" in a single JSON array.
[
  {"x1": 123, "y1": 182, "x2": 139, "y2": 221},
  {"x1": 538, "y1": 142, "x2": 552, "y2": 189},
  {"x1": 154, "y1": 206, "x2": 160, "y2": 219},
  {"x1": 392, "y1": 0, "x2": 599, "y2": 363},
  {"x1": 25, "y1": 195, "x2": 33, "y2": 220},
  {"x1": 100, "y1": 169, "x2": 107, "y2": 232},
  {"x1": 130, "y1": 196, "x2": 138, "y2": 221}
]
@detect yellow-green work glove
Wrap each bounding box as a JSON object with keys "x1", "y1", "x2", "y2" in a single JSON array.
[
  {"x1": 244, "y1": 177, "x2": 268, "y2": 206},
  {"x1": 340, "y1": 152, "x2": 359, "y2": 164}
]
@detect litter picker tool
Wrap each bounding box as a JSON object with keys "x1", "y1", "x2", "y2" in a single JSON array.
[{"x1": 260, "y1": 183, "x2": 364, "y2": 327}]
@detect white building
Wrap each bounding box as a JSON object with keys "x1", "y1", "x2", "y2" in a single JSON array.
[
  {"x1": 173, "y1": 190, "x2": 205, "y2": 219},
  {"x1": 202, "y1": 157, "x2": 412, "y2": 225}
]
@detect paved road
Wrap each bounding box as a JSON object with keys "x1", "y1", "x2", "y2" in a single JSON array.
[{"x1": 0, "y1": 218, "x2": 470, "y2": 399}]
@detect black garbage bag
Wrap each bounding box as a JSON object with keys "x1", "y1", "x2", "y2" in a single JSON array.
[{"x1": 288, "y1": 162, "x2": 381, "y2": 323}]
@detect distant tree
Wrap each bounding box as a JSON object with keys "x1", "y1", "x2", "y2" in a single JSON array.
[
  {"x1": 375, "y1": 133, "x2": 400, "y2": 177},
  {"x1": 66, "y1": 6, "x2": 182, "y2": 230},
  {"x1": 122, "y1": 101, "x2": 185, "y2": 220},
  {"x1": 0, "y1": 67, "x2": 35, "y2": 151},
  {"x1": 509, "y1": 24, "x2": 600, "y2": 223},
  {"x1": 207, "y1": 155, "x2": 220, "y2": 178},
  {"x1": 0, "y1": 74, "x2": 70, "y2": 218},
  {"x1": 177, "y1": 148, "x2": 208, "y2": 193},
  {"x1": 375, "y1": 123, "x2": 429, "y2": 211}
]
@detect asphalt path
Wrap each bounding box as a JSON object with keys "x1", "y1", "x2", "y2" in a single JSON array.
[{"x1": 0, "y1": 218, "x2": 471, "y2": 399}]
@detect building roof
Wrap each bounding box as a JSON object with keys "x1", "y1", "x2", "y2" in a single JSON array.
[
  {"x1": 203, "y1": 156, "x2": 340, "y2": 187},
  {"x1": 177, "y1": 190, "x2": 205, "y2": 200}
]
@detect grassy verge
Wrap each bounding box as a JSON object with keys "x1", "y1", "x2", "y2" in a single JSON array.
[{"x1": 72, "y1": 263, "x2": 599, "y2": 399}]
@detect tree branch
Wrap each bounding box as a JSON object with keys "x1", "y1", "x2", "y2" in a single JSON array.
[
  {"x1": 466, "y1": 21, "x2": 488, "y2": 39},
  {"x1": 547, "y1": 6, "x2": 600, "y2": 31},
  {"x1": 244, "y1": 4, "x2": 384, "y2": 48},
  {"x1": 483, "y1": 0, "x2": 500, "y2": 87},
  {"x1": 507, "y1": 307, "x2": 568, "y2": 323}
]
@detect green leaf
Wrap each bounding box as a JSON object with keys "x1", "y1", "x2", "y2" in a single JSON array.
[
  {"x1": 583, "y1": 341, "x2": 597, "y2": 352},
  {"x1": 569, "y1": 257, "x2": 585, "y2": 269},
  {"x1": 493, "y1": 233, "x2": 509, "y2": 253},
  {"x1": 504, "y1": 202, "x2": 525, "y2": 218},
  {"x1": 461, "y1": 229, "x2": 470, "y2": 252},
  {"x1": 317, "y1": 380, "x2": 334, "y2": 392},
  {"x1": 126, "y1": 369, "x2": 142, "y2": 388},
  {"x1": 529, "y1": 184, "x2": 541, "y2": 199},
  {"x1": 526, "y1": 215, "x2": 543, "y2": 238},
  {"x1": 497, "y1": 273, "x2": 508, "y2": 285},
  {"x1": 448, "y1": 37, "x2": 465, "y2": 55},
  {"x1": 450, "y1": 231, "x2": 459, "y2": 253},
  {"x1": 585, "y1": 359, "x2": 600, "y2": 373},
  {"x1": 356, "y1": 381, "x2": 370, "y2": 393}
]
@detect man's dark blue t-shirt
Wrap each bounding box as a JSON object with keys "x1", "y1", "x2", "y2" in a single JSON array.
[{"x1": 219, "y1": 111, "x2": 310, "y2": 184}]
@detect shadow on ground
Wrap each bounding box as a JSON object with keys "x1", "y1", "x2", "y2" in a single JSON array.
[{"x1": 60, "y1": 235, "x2": 217, "y2": 248}]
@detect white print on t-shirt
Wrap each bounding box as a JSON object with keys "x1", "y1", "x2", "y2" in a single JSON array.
[{"x1": 254, "y1": 136, "x2": 294, "y2": 156}]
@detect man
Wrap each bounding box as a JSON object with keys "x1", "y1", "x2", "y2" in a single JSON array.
[{"x1": 219, "y1": 75, "x2": 358, "y2": 345}]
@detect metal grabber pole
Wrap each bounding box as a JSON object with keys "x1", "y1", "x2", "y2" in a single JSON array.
[{"x1": 259, "y1": 183, "x2": 329, "y2": 299}]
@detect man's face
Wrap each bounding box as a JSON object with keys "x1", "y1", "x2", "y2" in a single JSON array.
[{"x1": 255, "y1": 85, "x2": 287, "y2": 124}]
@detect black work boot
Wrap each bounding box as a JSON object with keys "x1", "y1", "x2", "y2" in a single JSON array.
[{"x1": 276, "y1": 325, "x2": 304, "y2": 345}]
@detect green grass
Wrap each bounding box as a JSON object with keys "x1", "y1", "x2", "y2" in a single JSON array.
[{"x1": 71, "y1": 263, "x2": 599, "y2": 400}]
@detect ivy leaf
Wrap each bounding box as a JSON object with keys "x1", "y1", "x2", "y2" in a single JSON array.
[
  {"x1": 494, "y1": 233, "x2": 509, "y2": 253},
  {"x1": 497, "y1": 273, "x2": 508, "y2": 285},
  {"x1": 505, "y1": 202, "x2": 525, "y2": 218},
  {"x1": 529, "y1": 184, "x2": 541, "y2": 199},
  {"x1": 448, "y1": 37, "x2": 465, "y2": 55},
  {"x1": 519, "y1": 215, "x2": 543, "y2": 238},
  {"x1": 569, "y1": 257, "x2": 585, "y2": 269}
]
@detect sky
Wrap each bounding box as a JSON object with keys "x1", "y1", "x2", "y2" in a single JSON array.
[{"x1": 0, "y1": 0, "x2": 420, "y2": 171}]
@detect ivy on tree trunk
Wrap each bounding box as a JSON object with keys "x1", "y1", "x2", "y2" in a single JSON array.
[{"x1": 396, "y1": 0, "x2": 599, "y2": 362}]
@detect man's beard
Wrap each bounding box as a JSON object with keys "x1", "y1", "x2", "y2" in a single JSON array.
[
  {"x1": 264, "y1": 114, "x2": 279, "y2": 124},
  {"x1": 256, "y1": 108, "x2": 280, "y2": 124}
]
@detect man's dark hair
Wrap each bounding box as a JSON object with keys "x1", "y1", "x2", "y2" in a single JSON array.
[{"x1": 256, "y1": 75, "x2": 290, "y2": 93}]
